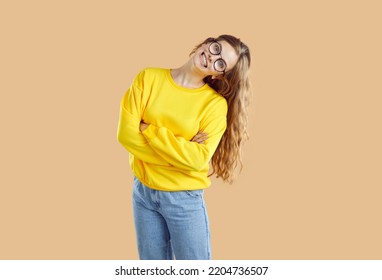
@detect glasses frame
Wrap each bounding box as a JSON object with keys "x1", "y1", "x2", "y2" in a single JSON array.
[{"x1": 208, "y1": 40, "x2": 227, "y2": 76}]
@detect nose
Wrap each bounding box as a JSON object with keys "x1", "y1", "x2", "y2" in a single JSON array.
[{"x1": 207, "y1": 52, "x2": 219, "y2": 62}]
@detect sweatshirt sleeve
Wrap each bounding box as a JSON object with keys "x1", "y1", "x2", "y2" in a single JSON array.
[
  {"x1": 141, "y1": 100, "x2": 227, "y2": 171},
  {"x1": 117, "y1": 71, "x2": 170, "y2": 166}
]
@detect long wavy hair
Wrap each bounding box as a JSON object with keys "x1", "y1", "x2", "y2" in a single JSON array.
[{"x1": 190, "y1": 34, "x2": 252, "y2": 184}]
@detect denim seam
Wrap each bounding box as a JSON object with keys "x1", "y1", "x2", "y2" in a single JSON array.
[{"x1": 202, "y1": 200, "x2": 211, "y2": 260}]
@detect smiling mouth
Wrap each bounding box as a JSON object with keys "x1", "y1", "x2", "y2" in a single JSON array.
[{"x1": 201, "y1": 52, "x2": 207, "y2": 68}]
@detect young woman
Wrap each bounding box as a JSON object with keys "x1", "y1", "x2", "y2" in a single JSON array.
[{"x1": 117, "y1": 34, "x2": 252, "y2": 260}]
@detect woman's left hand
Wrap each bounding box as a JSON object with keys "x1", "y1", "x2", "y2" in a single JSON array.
[
  {"x1": 191, "y1": 131, "x2": 208, "y2": 144},
  {"x1": 139, "y1": 121, "x2": 149, "y2": 132}
]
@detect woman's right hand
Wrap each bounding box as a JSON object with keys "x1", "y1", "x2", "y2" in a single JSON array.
[{"x1": 191, "y1": 131, "x2": 208, "y2": 144}]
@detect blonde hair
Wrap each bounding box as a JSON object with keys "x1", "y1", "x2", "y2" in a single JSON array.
[{"x1": 190, "y1": 34, "x2": 252, "y2": 183}]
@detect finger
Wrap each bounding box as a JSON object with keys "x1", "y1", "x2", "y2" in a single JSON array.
[
  {"x1": 197, "y1": 136, "x2": 207, "y2": 143},
  {"x1": 195, "y1": 133, "x2": 207, "y2": 139},
  {"x1": 191, "y1": 137, "x2": 204, "y2": 144},
  {"x1": 192, "y1": 132, "x2": 208, "y2": 142},
  {"x1": 195, "y1": 136, "x2": 207, "y2": 143},
  {"x1": 192, "y1": 134, "x2": 202, "y2": 140}
]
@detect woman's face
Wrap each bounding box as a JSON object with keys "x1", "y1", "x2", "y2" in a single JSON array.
[{"x1": 193, "y1": 40, "x2": 239, "y2": 77}]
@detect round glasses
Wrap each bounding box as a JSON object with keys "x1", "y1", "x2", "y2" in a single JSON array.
[{"x1": 208, "y1": 40, "x2": 227, "y2": 75}]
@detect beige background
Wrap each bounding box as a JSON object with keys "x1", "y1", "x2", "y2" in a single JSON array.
[{"x1": 1, "y1": 0, "x2": 381, "y2": 260}]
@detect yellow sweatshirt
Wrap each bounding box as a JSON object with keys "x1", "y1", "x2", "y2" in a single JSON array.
[{"x1": 117, "y1": 68, "x2": 227, "y2": 191}]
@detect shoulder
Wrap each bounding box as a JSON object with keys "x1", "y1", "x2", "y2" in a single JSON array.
[
  {"x1": 132, "y1": 67, "x2": 167, "y2": 87},
  {"x1": 136, "y1": 67, "x2": 167, "y2": 79},
  {"x1": 208, "y1": 86, "x2": 227, "y2": 104},
  {"x1": 198, "y1": 86, "x2": 228, "y2": 118}
]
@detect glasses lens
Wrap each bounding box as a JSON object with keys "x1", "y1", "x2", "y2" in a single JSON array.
[
  {"x1": 214, "y1": 59, "x2": 226, "y2": 72},
  {"x1": 209, "y1": 42, "x2": 221, "y2": 55}
]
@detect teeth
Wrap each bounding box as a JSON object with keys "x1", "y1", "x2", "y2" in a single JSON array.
[{"x1": 202, "y1": 53, "x2": 207, "y2": 67}]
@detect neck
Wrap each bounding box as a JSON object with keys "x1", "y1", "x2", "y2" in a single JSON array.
[{"x1": 170, "y1": 61, "x2": 206, "y2": 89}]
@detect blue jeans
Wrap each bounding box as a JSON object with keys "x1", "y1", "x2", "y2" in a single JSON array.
[{"x1": 132, "y1": 176, "x2": 211, "y2": 260}]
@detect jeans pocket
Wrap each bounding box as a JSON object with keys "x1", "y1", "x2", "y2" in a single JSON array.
[
  {"x1": 133, "y1": 176, "x2": 144, "y2": 197},
  {"x1": 185, "y1": 189, "x2": 204, "y2": 198}
]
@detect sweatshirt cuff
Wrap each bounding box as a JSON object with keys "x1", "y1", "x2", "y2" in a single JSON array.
[{"x1": 142, "y1": 124, "x2": 160, "y2": 142}]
